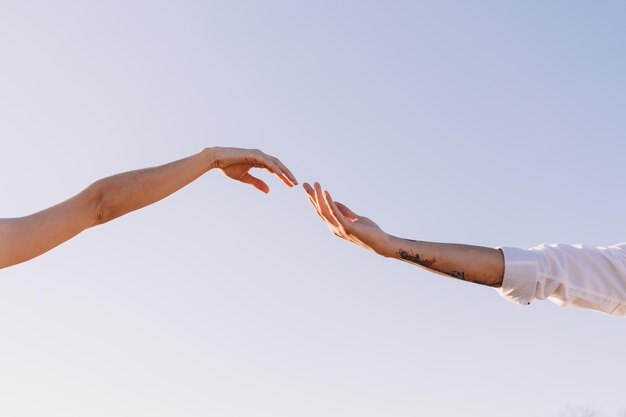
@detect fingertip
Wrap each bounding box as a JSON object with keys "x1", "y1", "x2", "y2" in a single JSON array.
[
  {"x1": 283, "y1": 171, "x2": 298, "y2": 186},
  {"x1": 257, "y1": 182, "x2": 270, "y2": 193}
]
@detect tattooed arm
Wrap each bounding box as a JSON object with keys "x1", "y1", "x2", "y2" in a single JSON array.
[
  {"x1": 303, "y1": 182, "x2": 504, "y2": 287},
  {"x1": 384, "y1": 239, "x2": 503, "y2": 287}
]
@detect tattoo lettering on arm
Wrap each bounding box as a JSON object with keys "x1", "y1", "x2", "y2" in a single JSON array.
[
  {"x1": 397, "y1": 238, "x2": 502, "y2": 288},
  {"x1": 399, "y1": 249, "x2": 469, "y2": 283},
  {"x1": 399, "y1": 250, "x2": 436, "y2": 268},
  {"x1": 449, "y1": 270, "x2": 466, "y2": 280}
]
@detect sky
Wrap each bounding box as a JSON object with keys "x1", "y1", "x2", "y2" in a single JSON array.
[{"x1": 1, "y1": 1, "x2": 625, "y2": 416}]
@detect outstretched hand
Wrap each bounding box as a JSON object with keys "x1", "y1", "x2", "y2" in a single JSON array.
[
  {"x1": 211, "y1": 147, "x2": 298, "y2": 193},
  {"x1": 303, "y1": 182, "x2": 390, "y2": 254}
]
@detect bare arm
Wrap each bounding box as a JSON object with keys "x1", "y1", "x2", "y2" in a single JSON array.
[
  {"x1": 375, "y1": 237, "x2": 503, "y2": 287},
  {"x1": 303, "y1": 182, "x2": 503, "y2": 287},
  {"x1": 0, "y1": 147, "x2": 297, "y2": 269}
]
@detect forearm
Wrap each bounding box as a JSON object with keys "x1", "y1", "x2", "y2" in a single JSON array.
[
  {"x1": 376, "y1": 235, "x2": 504, "y2": 287},
  {"x1": 302, "y1": 182, "x2": 505, "y2": 288},
  {"x1": 0, "y1": 149, "x2": 218, "y2": 268},
  {"x1": 1, "y1": 147, "x2": 293, "y2": 269},
  {"x1": 91, "y1": 148, "x2": 216, "y2": 224}
]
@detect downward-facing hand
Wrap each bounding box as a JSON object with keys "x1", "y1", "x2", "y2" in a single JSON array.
[{"x1": 212, "y1": 147, "x2": 298, "y2": 193}]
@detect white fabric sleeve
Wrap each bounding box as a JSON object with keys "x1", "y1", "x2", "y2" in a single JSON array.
[{"x1": 496, "y1": 243, "x2": 626, "y2": 316}]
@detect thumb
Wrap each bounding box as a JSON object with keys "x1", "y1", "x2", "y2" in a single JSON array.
[
  {"x1": 335, "y1": 202, "x2": 359, "y2": 220},
  {"x1": 239, "y1": 173, "x2": 270, "y2": 193}
]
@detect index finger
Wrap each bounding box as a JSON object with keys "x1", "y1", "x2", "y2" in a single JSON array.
[
  {"x1": 271, "y1": 156, "x2": 298, "y2": 186},
  {"x1": 250, "y1": 155, "x2": 294, "y2": 188},
  {"x1": 323, "y1": 190, "x2": 349, "y2": 230}
]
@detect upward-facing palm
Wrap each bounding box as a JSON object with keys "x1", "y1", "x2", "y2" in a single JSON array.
[{"x1": 303, "y1": 182, "x2": 389, "y2": 254}]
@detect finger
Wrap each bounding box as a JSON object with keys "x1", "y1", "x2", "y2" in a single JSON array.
[
  {"x1": 323, "y1": 191, "x2": 349, "y2": 231},
  {"x1": 303, "y1": 182, "x2": 315, "y2": 197},
  {"x1": 303, "y1": 183, "x2": 326, "y2": 221},
  {"x1": 256, "y1": 158, "x2": 292, "y2": 187},
  {"x1": 334, "y1": 202, "x2": 358, "y2": 221},
  {"x1": 271, "y1": 156, "x2": 298, "y2": 186},
  {"x1": 239, "y1": 173, "x2": 270, "y2": 193},
  {"x1": 308, "y1": 195, "x2": 325, "y2": 221},
  {"x1": 314, "y1": 182, "x2": 338, "y2": 227},
  {"x1": 262, "y1": 162, "x2": 294, "y2": 188},
  {"x1": 250, "y1": 154, "x2": 294, "y2": 188},
  {"x1": 303, "y1": 183, "x2": 317, "y2": 207}
]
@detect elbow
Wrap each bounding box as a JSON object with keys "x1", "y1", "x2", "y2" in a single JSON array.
[
  {"x1": 88, "y1": 180, "x2": 113, "y2": 226},
  {"x1": 95, "y1": 201, "x2": 108, "y2": 226}
]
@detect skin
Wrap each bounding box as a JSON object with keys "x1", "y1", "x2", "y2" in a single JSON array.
[
  {"x1": 303, "y1": 182, "x2": 504, "y2": 288},
  {"x1": 0, "y1": 147, "x2": 297, "y2": 270}
]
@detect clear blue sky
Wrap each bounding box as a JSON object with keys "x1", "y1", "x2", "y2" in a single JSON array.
[{"x1": 1, "y1": 1, "x2": 625, "y2": 416}]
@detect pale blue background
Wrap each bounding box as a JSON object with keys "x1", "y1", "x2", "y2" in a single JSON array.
[{"x1": 1, "y1": 1, "x2": 625, "y2": 416}]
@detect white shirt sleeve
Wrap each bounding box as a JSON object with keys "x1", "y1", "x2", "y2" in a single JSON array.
[{"x1": 496, "y1": 243, "x2": 626, "y2": 316}]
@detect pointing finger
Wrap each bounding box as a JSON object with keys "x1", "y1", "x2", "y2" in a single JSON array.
[
  {"x1": 257, "y1": 158, "x2": 293, "y2": 188},
  {"x1": 314, "y1": 182, "x2": 338, "y2": 227},
  {"x1": 272, "y1": 156, "x2": 298, "y2": 186},
  {"x1": 303, "y1": 183, "x2": 326, "y2": 221},
  {"x1": 324, "y1": 190, "x2": 349, "y2": 231}
]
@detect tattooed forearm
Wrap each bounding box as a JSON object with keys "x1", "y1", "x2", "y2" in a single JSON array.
[
  {"x1": 391, "y1": 236, "x2": 504, "y2": 288},
  {"x1": 448, "y1": 270, "x2": 466, "y2": 281},
  {"x1": 399, "y1": 249, "x2": 469, "y2": 283},
  {"x1": 399, "y1": 250, "x2": 436, "y2": 268}
]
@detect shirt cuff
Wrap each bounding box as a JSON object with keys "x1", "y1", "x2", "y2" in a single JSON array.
[{"x1": 496, "y1": 247, "x2": 539, "y2": 306}]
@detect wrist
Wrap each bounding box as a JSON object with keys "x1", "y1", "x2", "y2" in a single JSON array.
[
  {"x1": 201, "y1": 147, "x2": 221, "y2": 170},
  {"x1": 372, "y1": 233, "x2": 398, "y2": 258}
]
